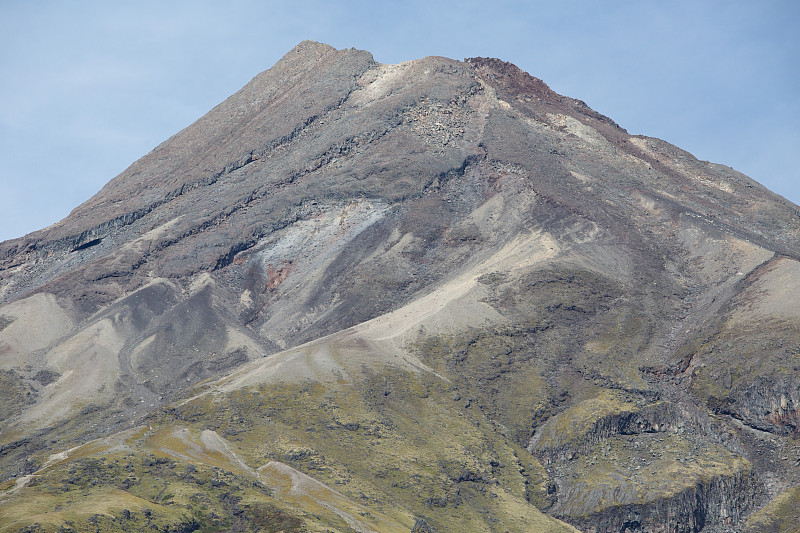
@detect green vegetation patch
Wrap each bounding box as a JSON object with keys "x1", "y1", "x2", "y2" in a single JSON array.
[
  {"x1": 2, "y1": 327, "x2": 588, "y2": 531},
  {"x1": 159, "y1": 367, "x2": 575, "y2": 532},
  {"x1": 413, "y1": 328, "x2": 553, "y2": 445},
  {"x1": 0, "y1": 451, "x2": 307, "y2": 533},
  {"x1": 744, "y1": 485, "x2": 800, "y2": 533},
  {"x1": 551, "y1": 432, "x2": 752, "y2": 518},
  {"x1": 412, "y1": 265, "x2": 653, "y2": 449},
  {"x1": 679, "y1": 320, "x2": 800, "y2": 398},
  {"x1": 530, "y1": 389, "x2": 639, "y2": 453}
]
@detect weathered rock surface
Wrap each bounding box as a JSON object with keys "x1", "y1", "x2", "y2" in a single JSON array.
[{"x1": 1, "y1": 41, "x2": 799, "y2": 532}]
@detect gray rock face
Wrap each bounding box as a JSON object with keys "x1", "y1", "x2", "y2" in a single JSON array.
[{"x1": 1, "y1": 41, "x2": 799, "y2": 532}]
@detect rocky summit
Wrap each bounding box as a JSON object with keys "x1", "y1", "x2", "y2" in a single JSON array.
[{"x1": 1, "y1": 41, "x2": 799, "y2": 532}]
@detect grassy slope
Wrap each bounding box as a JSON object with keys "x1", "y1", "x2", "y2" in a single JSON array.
[
  {"x1": 744, "y1": 486, "x2": 800, "y2": 533},
  {"x1": 0, "y1": 365, "x2": 577, "y2": 532}
]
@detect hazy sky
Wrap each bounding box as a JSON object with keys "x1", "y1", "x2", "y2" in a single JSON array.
[{"x1": 1, "y1": 1, "x2": 797, "y2": 242}]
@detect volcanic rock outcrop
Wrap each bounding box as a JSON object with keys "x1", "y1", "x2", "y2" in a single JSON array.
[{"x1": 1, "y1": 41, "x2": 799, "y2": 532}]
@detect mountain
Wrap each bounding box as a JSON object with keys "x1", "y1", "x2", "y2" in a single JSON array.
[{"x1": 1, "y1": 41, "x2": 799, "y2": 532}]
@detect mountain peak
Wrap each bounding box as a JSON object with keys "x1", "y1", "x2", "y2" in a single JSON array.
[
  {"x1": 1, "y1": 43, "x2": 799, "y2": 532},
  {"x1": 467, "y1": 55, "x2": 557, "y2": 99}
]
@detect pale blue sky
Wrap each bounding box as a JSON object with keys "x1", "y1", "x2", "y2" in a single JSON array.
[{"x1": 1, "y1": 1, "x2": 798, "y2": 242}]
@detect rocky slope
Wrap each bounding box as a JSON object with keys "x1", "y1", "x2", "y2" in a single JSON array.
[{"x1": 1, "y1": 41, "x2": 799, "y2": 532}]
